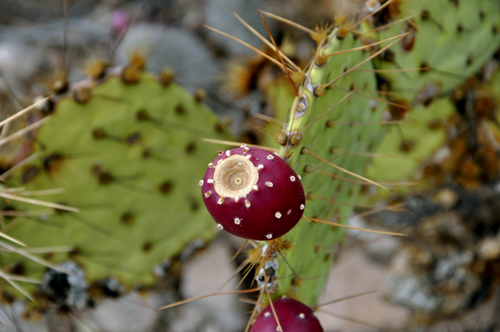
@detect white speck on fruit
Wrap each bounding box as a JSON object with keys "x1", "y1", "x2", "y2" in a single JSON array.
[
  {"x1": 276, "y1": 327, "x2": 282, "y2": 332},
  {"x1": 234, "y1": 217, "x2": 241, "y2": 225},
  {"x1": 226, "y1": 150, "x2": 231, "y2": 157},
  {"x1": 204, "y1": 191, "x2": 211, "y2": 198},
  {"x1": 299, "y1": 313, "x2": 305, "y2": 319},
  {"x1": 217, "y1": 197, "x2": 224, "y2": 205},
  {"x1": 199, "y1": 180, "x2": 203, "y2": 186},
  {"x1": 234, "y1": 197, "x2": 239, "y2": 203},
  {"x1": 207, "y1": 179, "x2": 214, "y2": 184},
  {"x1": 217, "y1": 224, "x2": 223, "y2": 230},
  {"x1": 218, "y1": 150, "x2": 223, "y2": 155},
  {"x1": 266, "y1": 181, "x2": 273, "y2": 187},
  {"x1": 266, "y1": 233, "x2": 273, "y2": 239},
  {"x1": 287, "y1": 209, "x2": 292, "y2": 215},
  {"x1": 275, "y1": 212, "x2": 282, "y2": 219},
  {"x1": 267, "y1": 154, "x2": 274, "y2": 160},
  {"x1": 243, "y1": 146, "x2": 250, "y2": 153},
  {"x1": 252, "y1": 185, "x2": 258, "y2": 191},
  {"x1": 264, "y1": 312, "x2": 271, "y2": 317},
  {"x1": 300, "y1": 204, "x2": 305, "y2": 210},
  {"x1": 274, "y1": 151, "x2": 279, "y2": 155},
  {"x1": 245, "y1": 200, "x2": 251, "y2": 208},
  {"x1": 257, "y1": 164, "x2": 264, "y2": 170},
  {"x1": 245, "y1": 154, "x2": 251, "y2": 160},
  {"x1": 290, "y1": 176, "x2": 296, "y2": 182},
  {"x1": 208, "y1": 162, "x2": 215, "y2": 168},
  {"x1": 298, "y1": 175, "x2": 302, "y2": 180}
]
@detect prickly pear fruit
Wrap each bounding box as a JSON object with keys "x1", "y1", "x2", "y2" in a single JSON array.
[
  {"x1": 250, "y1": 298, "x2": 323, "y2": 332},
  {"x1": 201, "y1": 146, "x2": 305, "y2": 241}
]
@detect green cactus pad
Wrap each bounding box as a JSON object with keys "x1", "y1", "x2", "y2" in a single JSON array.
[
  {"x1": 367, "y1": 97, "x2": 455, "y2": 184},
  {"x1": 372, "y1": 0, "x2": 500, "y2": 105},
  {"x1": 1, "y1": 73, "x2": 232, "y2": 293},
  {"x1": 275, "y1": 28, "x2": 390, "y2": 307}
]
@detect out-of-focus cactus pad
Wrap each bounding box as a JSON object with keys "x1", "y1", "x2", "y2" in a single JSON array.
[
  {"x1": 373, "y1": 0, "x2": 500, "y2": 105},
  {"x1": 1, "y1": 73, "x2": 232, "y2": 290}
]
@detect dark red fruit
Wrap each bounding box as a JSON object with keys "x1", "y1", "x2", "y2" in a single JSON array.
[
  {"x1": 250, "y1": 298, "x2": 323, "y2": 332},
  {"x1": 200, "y1": 146, "x2": 305, "y2": 241}
]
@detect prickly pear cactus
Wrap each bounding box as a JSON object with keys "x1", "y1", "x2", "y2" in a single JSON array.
[
  {"x1": 274, "y1": 25, "x2": 391, "y2": 306},
  {"x1": 372, "y1": 0, "x2": 500, "y2": 105},
  {"x1": 0, "y1": 71, "x2": 232, "y2": 294}
]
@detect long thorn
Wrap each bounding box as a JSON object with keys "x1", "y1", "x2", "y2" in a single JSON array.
[
  {"x1": 244, "y1": 285, "x2": 265, "y2": 332},
  {"x1": 350, "y1": 0, "x2": 395, "y2": 30},
  {"x1": 0, "y1": 97, "x2": 49, "y2": 128},
  {"x1": 0, "y1": 153, "x2": 40, "y2": 182},
  {"x1": 232, "y1": 11, "x2": 300, "y2": 73},
  {"x1": 331, "y1": 84, "x2": 409, "y2": 110},
  {"x1": 0, "y1": 269, "x2": 34, "y2": 301},
  {"x1": 368, "y1": 14, "x2": 418, "y2": 32},
  {"x1": 156, "y1": 287, "x2": 260, "y2": 311},
  {"x1": 259, "y1": 10, "x2": 314, "y2": 35},
  {"x1": 315, "y1": 290, "x2": 378, "y2": 309},
  {"x1": 304, "y1": 217, "x2": 406, "y2": 237},
  {"x1": 203, "y1": 25, "x2": 285, "y2": 71},
  {"x1": 325, "y1": 33, "x2": 408, "y2": 89},
  {"x1": 0, "y1": 231, "x2": 27, "y2": 247},
  {"x1": 259, "y1": 10, "x2": 299, "y2": 97},
  {"x1": 306, "y1": 151, "x2": 392, "y2": 191},
  {"x1": 326, "y1": 33, "x2": 404, "y2": 57},
  {"x1": 0, "y1": 117, "x2": 51, "y2": 148},
  {"x1": 0, "y1": 191, "x2": 80, "y2": 212},
  {"x1": 0, "y1": 240, "x2": 69, "y2": 273},
  {"x1": 264, "y1": 274, "x2": 283, "y2": 332},
  {"x1": 300, "y1": 90, "x2": 355, "y2": 133},
  {"x1": 200, "y1": 138, "x2": 279, "y2": 152}
]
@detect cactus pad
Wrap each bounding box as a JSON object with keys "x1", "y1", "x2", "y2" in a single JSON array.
[
  {"x1": 1, "y1": 72, "x2": 232, "y2": 293},
  {"x1": 373, "y1": 0, "x2": 500, "y2": 105}
]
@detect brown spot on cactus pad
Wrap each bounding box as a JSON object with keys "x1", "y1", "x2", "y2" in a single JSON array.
[
  {"x1": 250, "y1": 298, "x2": 324, "y2": 332},
  {"x1": 201, "y1": 146, "x2": 305, "y2": 240}
]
